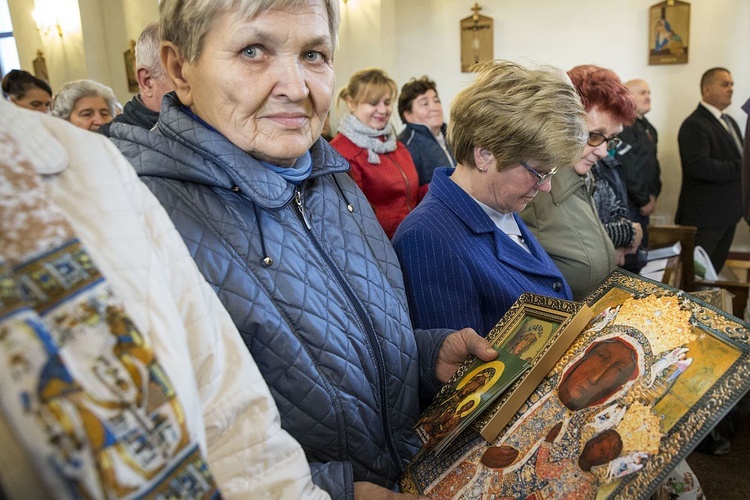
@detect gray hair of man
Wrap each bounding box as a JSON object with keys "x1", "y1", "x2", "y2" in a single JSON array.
[
  {"x1": 50, "y1": 79, "x2": 118, "y2": 121},
  {"x1": 448, "y1": 60, "x2": 588, "y2": 172},
  {"x1": 159, "y1": 0, "x2": 340, "y2": 63},
  {"x1": 135, "y1": 21, "x2": 164, "y2": 80}
]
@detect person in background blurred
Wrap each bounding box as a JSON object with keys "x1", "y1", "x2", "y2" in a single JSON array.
[
  {"x1": 398, "y1": 76, "x2": 457, "y2": 197},
  {"x1": 1, "y1": 69, "x2": 52, "y2": 113},
  {"x1": 574, "y1": 68, "x2": 643, "y2": 270},
  {"x1": 676, "y1": 67, "x2": 743, "y2": 274},
  {"x1": 393, "y1": 60, "x2": 585, "y2": 336},
  {"x1": 331, "y1": 68, "x2": 421, "y2": 238},
  {"x1": 617, "y1": 79, "x2": 661, "y2": 249},
  {"x1": 99, "y1": 22, "x2": 175, "y2": 137},
  {"x1": 51, "y1": 79, "x2": 116, "y2": 132},
  {"x1": 591, "y1": 153, "x2": 644, "y2": 270}
]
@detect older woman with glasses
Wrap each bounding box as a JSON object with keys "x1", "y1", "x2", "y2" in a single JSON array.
[
  {"x1": 521, "y1": 65, "x2": 638, "y2": 300},
  {"x1": 393, "y1": 60, "x2": 587, "y2": 336}
]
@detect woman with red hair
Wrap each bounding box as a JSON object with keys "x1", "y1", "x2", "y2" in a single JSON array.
[{"x1": 521, "y1": 65, "x2": 638, "y2": 300}]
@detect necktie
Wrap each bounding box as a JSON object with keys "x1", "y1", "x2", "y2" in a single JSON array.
[{"x1": 721, "y1": 114, "x2": 743, "y2": 153}]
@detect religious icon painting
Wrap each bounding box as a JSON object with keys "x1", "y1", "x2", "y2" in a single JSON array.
[
  {"x1": 402, "y1": 269, "x2": 750, "y2": 499},
  {"x1": 649, "y1": 1, "x2": 690, "y2": 65},
  {"x1": 416, "y1": 350, "x2": 529, "y2": 457},
  {"x1": 413, "y1": 294, "x2": 592, "y2": 458}
]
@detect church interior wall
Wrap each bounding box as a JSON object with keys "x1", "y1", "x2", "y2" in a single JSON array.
[{"x1": 6, "y1": 0, "x2": 750, "y2": 251}]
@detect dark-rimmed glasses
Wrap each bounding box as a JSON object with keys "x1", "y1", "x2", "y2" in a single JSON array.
[
  {"x1": 588, "y1": 131, "x2": 622, "y2": 151},
  {"x1": 521, "y1": 161, "x2": 557, "y2": 187}
]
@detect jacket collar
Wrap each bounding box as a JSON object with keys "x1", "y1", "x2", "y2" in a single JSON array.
[
  {"x1": 549, "y1": 166, "x2": 589, "y2": 204},
  {"x1": 699, "y1": 101, "x2": 725, "y2": 121},
  {"x1": 429, "y1": 168, "x2": 558, "y2": 274},
  {"x1": 695, "y1": 103, "x2": 742, "y2": 153},
  {"x1": 404, "y1": 121, "x2": 448, "y2": 135},
  {"x1": 120, "y1": 96, "x2": 160, "y2": 129},
  {"x1": 136, "y1": 93, "x2": 350, "y2": 209}
]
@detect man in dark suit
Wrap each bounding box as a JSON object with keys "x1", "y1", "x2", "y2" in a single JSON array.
[{"x1": 677, "y1": 67, "x2": 743, "y2": 273}]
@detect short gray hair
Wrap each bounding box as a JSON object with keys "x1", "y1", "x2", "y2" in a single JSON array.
[
  {"x1": 136, "y1": 22, "x2": 164, "y2": 80},
  {"x1": 160, "y1": 0, "x2": 340, "y2": 63},
  {"x1": 50, "y1": 79, "x2": 118, "y2": 121},
  {"x1": 448, "y1": 60, "x2": 587, "y2": 171}
]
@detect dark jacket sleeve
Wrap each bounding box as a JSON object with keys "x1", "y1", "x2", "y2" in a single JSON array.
[
  {"x1": 414, "y1": 327, "x2": 453, "y2": 408},
  {"x1": 678, "y1": 116, "x2": 741, "y2": 183},
  {"x1": 742, "y1": 99, "x2": 750, "y2": 224},
  {"x1": 310, "y1": 461, "x2": 354, "y2": 499},
  {"x1": 593, "y1": 180, "x2": 635, "y2": 248},
  {"x1": 393, "y1": 229, "x2": 458, "y2": 400},
  {"x1": 617, "y1": 122, "x2": 661, "y2": 207}
]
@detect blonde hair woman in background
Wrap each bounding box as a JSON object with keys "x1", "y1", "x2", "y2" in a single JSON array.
[{"x1": 331, "y1": 68, "x2": 421, "y2": 238}]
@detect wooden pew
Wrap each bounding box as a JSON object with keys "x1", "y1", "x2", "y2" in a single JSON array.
[
  {"x1": 695, "y1": 258, "x2": 750, "y2": 318},
  {"x1": 648, "y1": 225, "x2": 697, "y2": 292}
]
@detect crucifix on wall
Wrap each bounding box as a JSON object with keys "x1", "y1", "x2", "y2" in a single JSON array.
[{"x1": 460, "y1": 3, "x2": 494, "y2": 72}]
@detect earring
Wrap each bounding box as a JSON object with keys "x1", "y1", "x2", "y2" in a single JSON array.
[{"x1": 477, "y1": 166, "x2": 486, "y2": 173}]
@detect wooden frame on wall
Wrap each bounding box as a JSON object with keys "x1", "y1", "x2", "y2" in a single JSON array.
[
  {"x1": 124, "y1": 39, "x2": 138, "y2": 93},
  {"x1": 649, "y1": 0, "x2": 690, "y2": 65},
  {"x1": 460, "y1": 3, "x2": 494, "y2": 73}
]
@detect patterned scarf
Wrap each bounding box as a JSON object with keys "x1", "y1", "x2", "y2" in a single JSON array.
[
  {"x1": 0, "y1": 129, "x2": 220, "y2": 499},
  {"x1": 337, "y1": 113, "x2": 397, "y2": 164}
]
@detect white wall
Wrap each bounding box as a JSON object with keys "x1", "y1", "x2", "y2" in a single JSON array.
[
  {"x1": 336, "y1": 0, "x2": 750, "y2": 251},
  {"x1": 8, "y1": 0, "x2": 88, "y2": 90},
  {"x1": 8, "y1": 0, "x2": 157, "y2": 102},
  {"x1": 7, "y1": 0, "x2": 750, "y2": 249}
]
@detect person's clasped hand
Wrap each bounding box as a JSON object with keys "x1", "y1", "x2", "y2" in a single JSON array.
[{"x1": 435, "y1": 328, "x2": 498, "y2": 383}]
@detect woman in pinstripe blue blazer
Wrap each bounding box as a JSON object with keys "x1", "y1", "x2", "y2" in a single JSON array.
[{"x1": 393, "y1": 60, "x2": 588, "y2": 336}]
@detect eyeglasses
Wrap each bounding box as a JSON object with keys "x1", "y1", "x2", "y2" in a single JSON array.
[
  {"x1": 521, "y1": 161, "x2": 557, "y2": 187},
  {"x1": 588, "y1": 131, "x2": 622, "y2": 151}
]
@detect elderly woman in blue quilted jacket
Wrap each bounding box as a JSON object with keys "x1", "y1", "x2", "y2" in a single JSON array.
[{"x1": 110, "y1": 0, "x2": 496, "y2": 498}]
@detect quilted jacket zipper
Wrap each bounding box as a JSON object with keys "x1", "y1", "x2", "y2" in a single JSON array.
[{"x1": 293, "y1": 185, "x2": 404, "y2": 476}]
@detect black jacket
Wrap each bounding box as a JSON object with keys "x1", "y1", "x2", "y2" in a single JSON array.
[
  {"x1": 676, "y1": 104, "x2": 743, "y2": 228},
  {"x1": 99, "y1": 95, "x2": 159, "y2": 138},
  {"x1": 617, "y1": 116, "x2": 661, "y2": 210}
]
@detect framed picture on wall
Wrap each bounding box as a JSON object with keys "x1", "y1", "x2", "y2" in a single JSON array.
[
  {"x1": 32, "y1": 50, "x2": 50, "y2": 85},
  {"x1": 124, "y1": 40, "x2": 138, "y2": 93},
  {"x1": 460, "y1": 4, "x2": 494, "y2": 73},
  {"x1": 649, "y1": 1, "x2": 690, "y2": 65}
]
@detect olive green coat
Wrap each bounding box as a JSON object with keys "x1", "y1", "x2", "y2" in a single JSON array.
[{"x1": 520, "y1": 167, "x2": 616, "y2": 300}]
